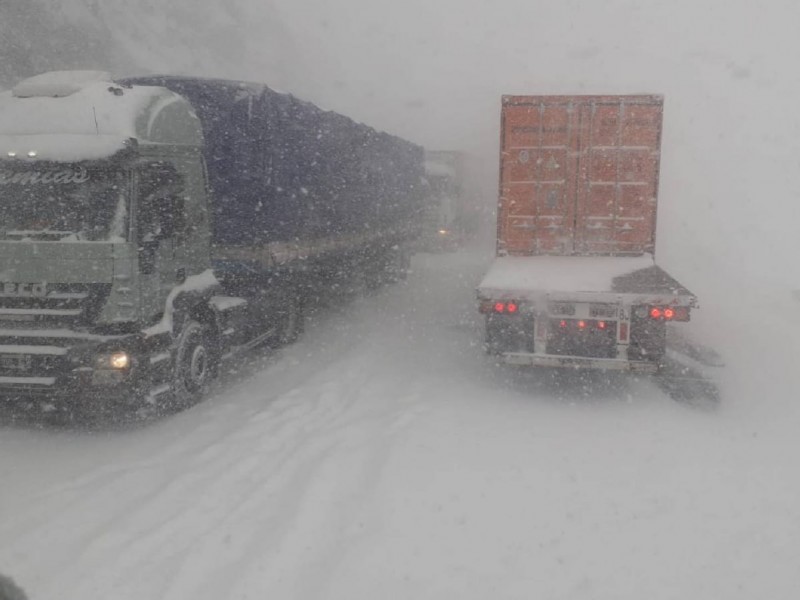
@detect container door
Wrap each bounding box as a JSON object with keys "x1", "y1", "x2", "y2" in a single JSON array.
[
  {"x1": 573, "y1": 99, "x2": 662, "y2": 254},
  {"x1": 499, "y1": 95, "x2": 663, "y2": 256}
]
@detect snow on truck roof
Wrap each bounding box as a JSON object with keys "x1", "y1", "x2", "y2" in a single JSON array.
[{"x1": 0, "y1": 71, "x2": 202, "y2": 162}]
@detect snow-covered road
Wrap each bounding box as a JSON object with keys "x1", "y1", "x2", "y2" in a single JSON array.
[{"x1": 1, "y1": 246, "x2": 799, "y2": 600}]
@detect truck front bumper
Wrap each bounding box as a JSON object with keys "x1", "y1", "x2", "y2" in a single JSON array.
[{"x1": 0, "y1": 332, "x2": 171, "y2": 409}]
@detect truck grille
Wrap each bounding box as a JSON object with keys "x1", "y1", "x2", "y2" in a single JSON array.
[
  {"x1": 0, "y1": 284, "x2": 111, "y2": 386},
  {"x1": 0, "y1": 284, "x2": 110, "y2": 328}
]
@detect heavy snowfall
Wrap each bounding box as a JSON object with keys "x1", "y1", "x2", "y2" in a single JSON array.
[{"x1": 1, "y1": 1, "x2": 800, "y2": 599}]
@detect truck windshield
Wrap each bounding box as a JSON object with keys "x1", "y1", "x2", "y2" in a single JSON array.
[{"x1": 0, "y1": 164, "x2": 130, "y2": 242}]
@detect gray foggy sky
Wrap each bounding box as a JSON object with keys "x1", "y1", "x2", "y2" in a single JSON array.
[{"x1": 3, "y1": 0, "x2": 799, "y2": 287}]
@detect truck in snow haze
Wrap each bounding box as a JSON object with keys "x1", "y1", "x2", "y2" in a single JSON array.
[
  {"x1": 0, "y1": 71, "x2": 425, "y2": 418},
  {"x1": 420, "y1": 150, "x2": 484, "y2": 252},
  {"x1": 478, "y1": 95, "x2": 697, "y2": 372}
]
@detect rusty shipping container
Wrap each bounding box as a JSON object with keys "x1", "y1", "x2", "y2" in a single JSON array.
[{"x1": 498, "y1": 95, "x2": 664, "y2": 257}]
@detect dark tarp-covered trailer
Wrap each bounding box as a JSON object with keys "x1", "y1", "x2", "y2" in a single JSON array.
[{"x1": 118, "y1": 75, "x2": 426, "y2": 249}]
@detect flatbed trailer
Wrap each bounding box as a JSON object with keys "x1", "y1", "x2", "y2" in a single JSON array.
[{"x1": 478, "y1": 254, "x2": 695, "y2": 371}]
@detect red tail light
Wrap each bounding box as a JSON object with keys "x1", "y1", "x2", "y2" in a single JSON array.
[
  {"x1": 578, "y1": 320, "x2": 586, "y2": 329},
  {"x1": 648, "y1": 305, "x2": 688, "y2": 321},
  {"x1": 486, "y1": 301, "x2": 522, "y2": 314},
  {"x1": 559, "y1": 320, "x2": 567, "y2": 328},
  {"x1": 597, "y1": 321, "x2": 607, "y2": 329}
]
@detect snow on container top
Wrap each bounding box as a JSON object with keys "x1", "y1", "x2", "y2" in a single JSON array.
[
  {"x1": 0, "y1": 71, "x2": 202, "y2": 162},
  {"x1": 498, "y1": 95, "x2": 663, "y2": 257}
]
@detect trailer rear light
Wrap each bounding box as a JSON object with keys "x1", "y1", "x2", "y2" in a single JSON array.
[
  {"x1": 554, "y1": 318, "x2": 615, "y2": 331},
  {"x1": 481, "y1": 301, "x2": 523, "y2": 314},
  {"x1": 647, "y1": 305, "x2": 689, "y2": 321}
]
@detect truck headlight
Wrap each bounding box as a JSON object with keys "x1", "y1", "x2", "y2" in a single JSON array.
[
  {"x1": 96, "y1": 351, "x2": 131, "y2": 370},
  {"x1": 92, "y1": 351, "x2": 132, "y2": 386},
  {"x1": 110, "y1": 352, "x2": 130, "y2": 370}
]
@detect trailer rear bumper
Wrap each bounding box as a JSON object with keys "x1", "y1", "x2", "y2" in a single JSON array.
[{"x1": 501, "y1": 352, "x2": 659, "y2": 373}]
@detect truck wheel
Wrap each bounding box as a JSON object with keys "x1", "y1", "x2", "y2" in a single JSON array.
[{"x1": 172, "y1": 320, "x2": 215, "y2": 407}]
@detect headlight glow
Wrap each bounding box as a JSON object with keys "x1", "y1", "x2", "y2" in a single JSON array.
[{"x1": 109, "y1": 352, "x2": 130, "y2": 370}]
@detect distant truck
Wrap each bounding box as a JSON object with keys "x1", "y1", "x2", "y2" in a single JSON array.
[
  {"x1": 478, "y1": 95, "x2": 696, "y2": 371},
  {"x1": 0, "y1": 71, "x2": 424, "y2": 416},
  {"x1": 421, "y1": 150, "x2": 468, "y2": 251}
]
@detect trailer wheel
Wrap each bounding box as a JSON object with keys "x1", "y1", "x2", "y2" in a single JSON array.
[{"x1": 172, "y1": 320, "x2": 215, "y2": 407}]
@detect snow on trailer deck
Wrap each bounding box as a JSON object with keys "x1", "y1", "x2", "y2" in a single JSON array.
[{"x1": 477, "y1": 254, "x2": 696, "y2": 305}]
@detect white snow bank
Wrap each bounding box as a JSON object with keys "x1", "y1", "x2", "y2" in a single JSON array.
[{"x1": 478, "y1": 254, "x2": 655, "y2": 296}]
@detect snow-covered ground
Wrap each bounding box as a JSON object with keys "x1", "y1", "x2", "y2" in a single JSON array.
[{"x1": 1, "y1": 242, "x2": 798, "y2": 600}]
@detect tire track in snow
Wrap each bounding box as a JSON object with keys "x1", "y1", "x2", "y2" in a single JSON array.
[{"x1": 31, "y1": 342, "x2": 428, "y2": 600}]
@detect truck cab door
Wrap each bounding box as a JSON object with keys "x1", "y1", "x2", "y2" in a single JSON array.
[
  {"x1": 170, "y1": 156, "x2": 211, "y2": 282},
  {"x1": 136, "y1": 164, "x2": 182, "y2": 321}
]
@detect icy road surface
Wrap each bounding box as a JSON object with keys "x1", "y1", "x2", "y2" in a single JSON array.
[{"x1": 1, "y1": 246, "x2": 799, "y2": 600}]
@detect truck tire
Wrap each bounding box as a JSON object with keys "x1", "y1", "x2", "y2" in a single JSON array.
[{"x1": 172, "y1": 320, "x2": 215, "y2": 407}]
